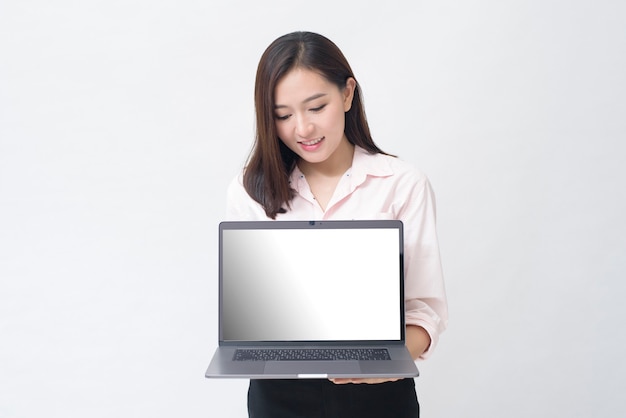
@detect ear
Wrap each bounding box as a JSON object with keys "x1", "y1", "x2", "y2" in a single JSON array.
[{"x1": 343, "y1": 77, "x2": 356, "y2": 112}]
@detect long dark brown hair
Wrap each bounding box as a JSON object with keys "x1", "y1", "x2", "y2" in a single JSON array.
[{"x1": 244, "y1": 31, "x2": 388, "y2": 219}]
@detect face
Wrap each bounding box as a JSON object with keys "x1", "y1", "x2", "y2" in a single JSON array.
[{"x1": 273, "y1": 68, "x2": 355, "y2": 168}]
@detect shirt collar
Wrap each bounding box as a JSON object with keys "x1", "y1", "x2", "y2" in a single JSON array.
[
  {"x1": 289, "y1": 145, "x2": 393, "y2": 193},
  {"x1": 350, "y1": 145, "x2": 394, "y2": 182}
]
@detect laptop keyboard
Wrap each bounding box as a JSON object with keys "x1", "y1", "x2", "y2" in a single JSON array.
[{"x1": 233, "y1": 348, "x2": 391, "y2": 362}]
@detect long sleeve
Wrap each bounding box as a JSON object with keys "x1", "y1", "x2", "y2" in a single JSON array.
[{"x1": 397, "y1": 172, "x2": 448, "y2": 359}]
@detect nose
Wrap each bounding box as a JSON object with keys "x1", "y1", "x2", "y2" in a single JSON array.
[{"x1": 294, "y1": 114, "x2": 314, "y2": 138}]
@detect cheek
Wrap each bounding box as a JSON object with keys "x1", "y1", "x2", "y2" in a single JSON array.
[
  {"x1": 327, "y1": 110, "x2": 346, "y2": 133},
  {"x1": 275, "y1": 123, "x2": 290, "y2": 141},
  {"x1": 276, "y1": 125, "x2": 298, "y2": 152}
]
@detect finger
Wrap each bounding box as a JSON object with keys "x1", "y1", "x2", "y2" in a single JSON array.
[
  {"x1": 330, "y1": 378, "x2": 354, "y2": 384},
  {"x1": 330, "y1": 377, "x2": 402, "y2": 385}
]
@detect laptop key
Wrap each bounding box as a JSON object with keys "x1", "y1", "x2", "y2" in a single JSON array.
[{"x1": 233, "y1": 348, "x2": 391, "y2": 362}]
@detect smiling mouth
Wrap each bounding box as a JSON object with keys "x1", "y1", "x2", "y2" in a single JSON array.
[{"x1": 298, "y1": 137, "x2": 325, "y2": 146}]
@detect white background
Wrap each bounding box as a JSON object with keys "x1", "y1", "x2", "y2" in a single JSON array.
[{"x1": 1, "y1": 1, "x2": 624, "y2": 417}]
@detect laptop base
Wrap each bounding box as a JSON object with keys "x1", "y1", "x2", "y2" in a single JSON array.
[{"x1": 205, "y1": 345, "x2": 418, "y2": 379}]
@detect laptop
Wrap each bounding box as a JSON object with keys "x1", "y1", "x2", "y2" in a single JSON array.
[{"x1": 205, "y1": 220, "x2": 419, "y2": 379}]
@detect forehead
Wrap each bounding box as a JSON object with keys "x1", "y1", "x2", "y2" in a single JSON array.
[{"x1": 274, "y1": 68, "x2": 338, "y2": 103}]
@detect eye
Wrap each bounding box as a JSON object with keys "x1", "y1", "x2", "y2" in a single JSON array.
[
  {"x1": 275, "y1": 114, "x2": 291, "y2": 121},
  {"x1": 310, "y1": 104, "x2": 326, "y2": 112}
]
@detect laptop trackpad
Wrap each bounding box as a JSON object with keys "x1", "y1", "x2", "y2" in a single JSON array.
[{"x1": 265, "y1": 361, "x2": 360, "y2": 375}]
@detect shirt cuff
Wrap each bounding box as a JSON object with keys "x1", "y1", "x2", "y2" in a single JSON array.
[{"x1": 405, "y1": 309, "x2": 445, "y2": 360}]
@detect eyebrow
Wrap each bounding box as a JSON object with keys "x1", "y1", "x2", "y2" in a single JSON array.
[{"x1": 274, "y1": 93, "x2": 327, "y2": 109}]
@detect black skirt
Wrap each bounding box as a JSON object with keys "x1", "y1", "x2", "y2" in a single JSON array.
[{"x1": 248, "y1": 378, "x2": 419, "y2": 418}]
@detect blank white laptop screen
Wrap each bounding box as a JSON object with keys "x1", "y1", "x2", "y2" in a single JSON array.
[{"x1": 221, "y1": 227, "x2": 401, "y2": 342}]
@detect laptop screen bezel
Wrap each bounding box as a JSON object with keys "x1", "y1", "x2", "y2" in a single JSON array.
[{"x1": 217, "y1": 220, "x2": 406, "y2": 346}]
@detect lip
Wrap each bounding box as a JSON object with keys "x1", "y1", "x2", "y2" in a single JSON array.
[{"x1": 297, "y1": 136, "x2": 325, "y2": 147}]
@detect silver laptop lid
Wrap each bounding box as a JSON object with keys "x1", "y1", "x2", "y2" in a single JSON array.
[{"x1": 218, "y1": 220, "x2": 405, "y2": 345}]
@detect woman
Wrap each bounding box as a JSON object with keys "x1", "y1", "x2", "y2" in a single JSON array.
[{"x1": 226, "y1": 31, "x2": 448, "y2": 418}]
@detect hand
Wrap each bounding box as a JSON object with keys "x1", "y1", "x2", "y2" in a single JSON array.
[
  {"x1": 329, "y1": 327, "x2": 430, "y2": 385},
  {"x1": 329, "y1": 377, "x2": 401, "y2": 385}
]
